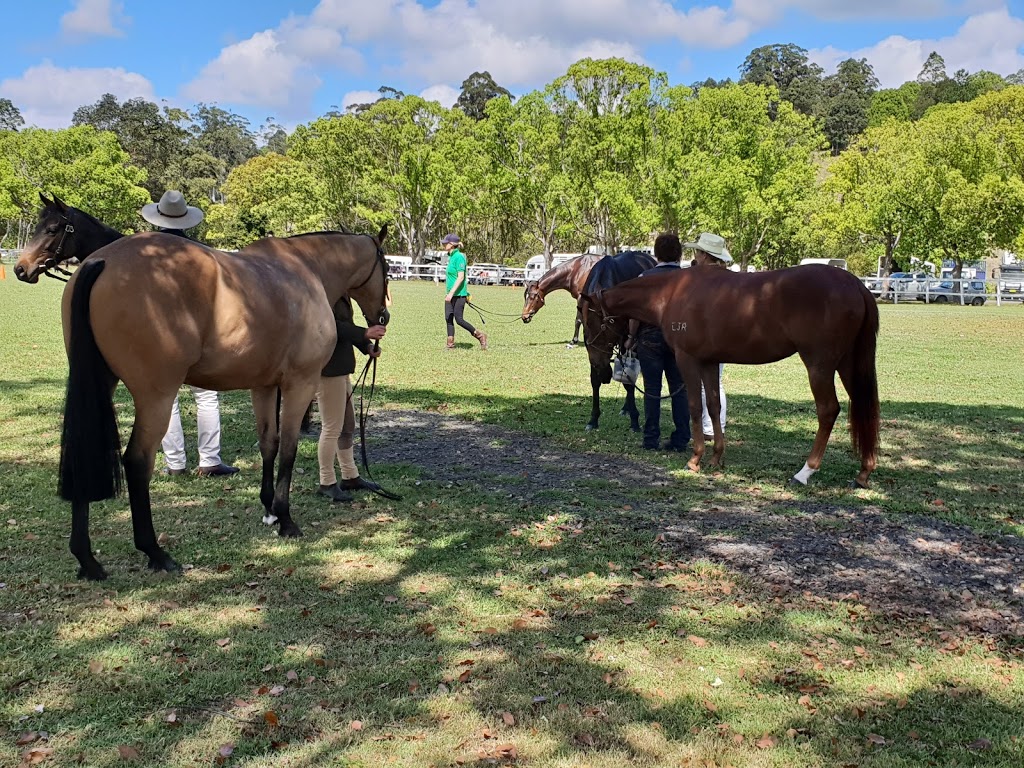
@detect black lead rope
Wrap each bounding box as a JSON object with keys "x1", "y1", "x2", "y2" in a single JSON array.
[
  {"x1": 350, "y1": 348, "x2": 402, "y2": 501},
  {"x1": 464, "y1": 300, "x2": 524, "y2": 325}
]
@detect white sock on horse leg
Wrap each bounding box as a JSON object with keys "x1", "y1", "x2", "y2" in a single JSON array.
[
  {"x1": 262, "y1": 513, "x2": 278, "y2": 526},
  {"x1": 793, "y1": 462, "x2": 816, "y2": 485}
]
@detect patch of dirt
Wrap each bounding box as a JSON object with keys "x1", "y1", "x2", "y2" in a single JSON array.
[{"x1": 366, "y1": 410, "x2": 1024, "y2": 638}]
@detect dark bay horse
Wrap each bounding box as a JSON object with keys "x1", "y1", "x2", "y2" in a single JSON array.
[
  {"x1": 12, "y1": 194, "x2": 123, "y2": 281},
  {"x1": 593, "y1": 264, "x2": 880, "y2": 487},
  {"x1": 566, "y1": 251, "x2": 655, "y2": 432},
  {"x1": 16, "y1": 198, "x2": 390, "y2": 580},
  {"x1": 521, "y1": 254, "x2": 601, "y2": 346}
]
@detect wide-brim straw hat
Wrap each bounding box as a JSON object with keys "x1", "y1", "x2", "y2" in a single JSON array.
[
  {"x1": 684, "y1": 232, "x2": 732, "y2": 263},
  {"x1": 141, "y1": 190, "x2": 205, "y2": 230}
]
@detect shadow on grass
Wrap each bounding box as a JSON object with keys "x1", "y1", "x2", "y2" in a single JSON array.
[{"x1": 3, "y1": 382, "x2": 1023, "y2": 766}]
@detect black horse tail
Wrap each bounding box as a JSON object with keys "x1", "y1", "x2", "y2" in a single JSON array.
[
  {"x1": 847, "y1": 289, "x2": 880, "y2": 468},
  {"x1": 59, "y1": 260, "x2": 123, "y2": 502}
]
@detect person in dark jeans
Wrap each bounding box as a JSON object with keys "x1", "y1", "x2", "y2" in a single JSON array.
[{"x1": 625, "y1": 233, "x2": 690, "y2": 451}]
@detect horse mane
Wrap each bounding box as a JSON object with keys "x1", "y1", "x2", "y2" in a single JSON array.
[
  {"x1": 285, "y1": 227, "x2": 355, "y2": 239},
  {"x1": 582, "y1": 250, "x2": 656, "y2": 295}
]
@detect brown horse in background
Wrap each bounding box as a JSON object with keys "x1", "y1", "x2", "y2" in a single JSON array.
[
  {"x1": 594, "y1": 264, "x2": 880, "y2": 487},
  {"x1": 17, "y1": 214, "x2": 390, "y2": 579},
  {"x1": 521, "y1": 254, "x2": 601, "y2": 347}
]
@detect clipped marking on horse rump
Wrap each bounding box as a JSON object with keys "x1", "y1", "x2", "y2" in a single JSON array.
[{"x1": 671, "y1": 322, "x2": 687, "y2": 332}]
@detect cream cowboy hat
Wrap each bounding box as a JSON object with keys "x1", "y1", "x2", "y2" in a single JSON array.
[
  {"x1": 141, "y1": 190, "x2": 205, "y2": 230},
  {"x1": 684, "y1": 232, "x2": 733, "y2": 263}
]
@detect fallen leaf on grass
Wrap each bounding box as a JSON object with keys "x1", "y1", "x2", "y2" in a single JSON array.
[
  {"x1": 867, "y1": 733, "x2": 886, "y2": 746},
  {"x1": 511, "y1": 619, "x2": 529, "y2": 631},
  {"x1": 383, "y1": 595, "x2": 399, "y2": 604},
  {"x1": 285, "y1": 670, "x2": 298, "y2": 682},
  {"x1": 16, "y1": 732, "x2": 40, "y2": 746},
  {"x1": 687, "y1": 635, "x2": 709, "y2": 648},
  {"x1": 967, "y1": 738, "x2": 991, "y2": 752},
  {"x1": 117, "y1": 745, "x2": 141, "y2": 761},
  {"x1": 350, "y1": 720, "x2": 363, "y2": 731},
  {"x1": 755, "y1": 734, "x2": 778, "y2": 749},
  {"x1": 165, "y1": 711, "x2": 180, "y2": 727},
  {"x1": 88, "y1": 660, "x2": 103, "y2": 674},
  {"x1": 20, "y1": 747, "x2": 53, "y2": 765},
  {"x1": 496, "y1": 743, "x2": 518, "y2": 758},
  {"x1": 215, "y1": 638, "x2": 231, "y2": 648},
  {"x1": 263, "y1": 711, "x2": 279, "y2": 727},
  {"x1": 502, "y1": 712, "x2": 515, "y2": 726},
  {"x1": 419, "y1": 623, "x2": 437, "y2": 636},
  {"x1": 217, "y1": 743, "x2": 234, "y2": 758}
]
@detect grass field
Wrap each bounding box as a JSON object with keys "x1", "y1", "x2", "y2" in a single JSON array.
[{"x1": 1, "y1": 276, "x2": 1022, "y2": 767}]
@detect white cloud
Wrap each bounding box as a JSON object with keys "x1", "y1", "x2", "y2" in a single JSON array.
[
  {"x1": 60, "y1": 0, "x2": 128, "y2": 40},
  {"x1": 420, "y1": 84, "x2": 460, "y2": 108},
  {"x1": 810, "y1": 7, "x2": 1024, "y2": 86},
  {"x1": 341, "y1": 89, "x2": 385, "y2": 110},
  {"x1": 0, "y1": 61, "x2": 154, "y2": 128}
]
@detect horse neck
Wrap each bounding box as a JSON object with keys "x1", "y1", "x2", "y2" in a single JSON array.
[
  {"x1": 538, "y1": 262, "x2": 578, "y2": 297},
  {"x1": 605, "y1": 278, "x2": 664, "y2": 326},
  {"x1": 77, "y1": 213, "x2": 125, "y2": 261},
  {"x1": 295, "y1": 233, "x2": 378, "y2": 303}
]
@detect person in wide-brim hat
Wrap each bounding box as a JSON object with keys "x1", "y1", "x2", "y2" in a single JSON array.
[
  {"x1": 141, "y1": 190, "x2": 205, "y2": 231},
  {"x1": 684, "y1": 232, "x2": 732, "y2": 264}
]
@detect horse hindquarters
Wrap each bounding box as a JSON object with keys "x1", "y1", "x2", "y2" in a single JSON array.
[{"x1": 60, "y1": 261, "x2": 123, "y2": 580}]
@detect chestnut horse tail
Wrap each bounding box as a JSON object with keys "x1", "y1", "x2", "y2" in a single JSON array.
[
  {"x1": 59, "y1": 260, "x2": 123, "y2": 503},
  {"x1": 847, "y1": 290, "x2": 880, "y2": 466}
]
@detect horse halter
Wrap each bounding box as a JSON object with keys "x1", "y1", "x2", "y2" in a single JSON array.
[
  {"x1": 351, "y1": 235, "x2": 390, "y2": 325},
  {"x1": 37, "y1": 214, "x2": 77, "y2": 282}
]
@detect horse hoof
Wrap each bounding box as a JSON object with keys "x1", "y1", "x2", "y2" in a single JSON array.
[
  {"x1": 585, "y1": 424, "x2": 597, "y2": 432},
  {"x1": 849, "y1": 479, "x2": 870, "y2": 490},
  {"x1": 262, "y1": 513, "x2": 279, "y2": 526},
  {"x1": 148, "y1": 553, "x2": 182, "y2": 573},
  {"x1": 77, "y1": 562, "x2": 108, "y2": 581},
  {"x1": 789, "y1": 476, "x2": 808, "y2": 487},
  {"x1": 279, "y1": 522, "x2": 303, "y2": 538},
  {"x1": 630, "y1": 425, "x2": 641, "y2": 433}
]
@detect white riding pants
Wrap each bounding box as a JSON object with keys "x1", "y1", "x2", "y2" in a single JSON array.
[{"x1": 162, "y1": 386, "x2": 223, "y2": 470}]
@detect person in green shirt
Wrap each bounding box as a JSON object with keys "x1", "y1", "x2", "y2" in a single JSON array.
[{"x1": 441, "y1": 233, "x2": 487, "y2": 350}]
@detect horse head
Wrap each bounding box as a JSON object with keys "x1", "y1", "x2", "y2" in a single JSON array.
[
  {"x1": 14, "y1": 193, "x2": 81, "y2": 283},
  {"x1": 348, "y1": 223, "x2": 391, "y2": 329},
  {"x1": 521, "y1": 281, "x2": 545, "y2": 323}
]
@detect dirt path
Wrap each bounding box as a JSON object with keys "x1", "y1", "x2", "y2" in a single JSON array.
[{"x1": 366, "y1": 410, "x2": 1024, "y2": 639}]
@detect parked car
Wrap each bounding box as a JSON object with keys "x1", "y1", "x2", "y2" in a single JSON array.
[
  {"x1": 919, "y1": 279, "x2": 988, "y2": 306},
  {"x1": 469, "y1": 263, "x2": 502, "y2": 285},
  {"x1": 888, "y1": 272, "x2": 933, "y2": 301}
]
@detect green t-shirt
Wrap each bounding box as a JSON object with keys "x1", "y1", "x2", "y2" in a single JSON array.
[{"x1": 446, "y1": 249, "x2": 469, "y2": 297}]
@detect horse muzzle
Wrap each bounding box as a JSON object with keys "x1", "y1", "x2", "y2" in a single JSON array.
[
  {"x1": 522, "y1": 313, "x2": 533, "y2": 324},
  {"x1": 378, "y1": 307, "x2": 391, "y2": 326},
  {"x1": 13, "y1": 263, "x2": 40, "y2": 284}
]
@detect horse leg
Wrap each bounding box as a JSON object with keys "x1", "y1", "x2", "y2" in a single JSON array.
[
  {"x1": 570, "y1": 307, "x2": 583, "y2": 347},
  {"x1": 586, "y1": 366, "x2": 602, "y2": 431},
  {"x1": 620, "y1": 382, "x2": 641, "y2": 432},
  {"x1": 269, "y1": 382, "x2": 319, "y2": 538},
  {"x1": 837, "y1": 357, "x2": 877, "y2": 489},
  {"x1": 70, "y1": 501, "x2": 106, "y2": 581},
  {"x1": 700, "y1": 363, "x2": 725, "y2": 467},
  {"x1": 676, "y1": 352, "x2": 705, "y2": 473},
  {"x1": 251, "y1": 387, "x2": 280, "y2": 525},
  {"x1": 792, "y1": 362, "x2": 842, "y2": 486},
  {"x1": 124, "y1": 392, "x2": 181, "y2": 573}
]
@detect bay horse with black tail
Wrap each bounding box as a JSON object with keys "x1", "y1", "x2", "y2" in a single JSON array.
[
  {"x1": 521, "y1": 253, "x2": 601, "y2": 347},
  {"x1": 571, "y1": 251, "x2": 656, "y2": 432},
  {"x1": 16, "y1": 200, "x2": 390, "y2": 580},
  {"x1": 593, "y1": 264, "x2": 879, "y2": 488}
]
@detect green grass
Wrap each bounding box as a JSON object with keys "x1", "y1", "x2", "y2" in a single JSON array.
[{"x1": 1, "y1": 277, "x2": 1022, "y2": 767}]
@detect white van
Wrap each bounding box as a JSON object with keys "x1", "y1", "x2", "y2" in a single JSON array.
[
  {"x1": 524, "y1": 253, "x2": 580, "y2": 282},
  {"x1": 385, "y1": 255, "x2": 413, "y2": 279}
]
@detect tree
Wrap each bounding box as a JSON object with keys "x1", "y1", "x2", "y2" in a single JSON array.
[
  {"x1": 867, "y1": 88, "x2": 912, "y2": 127},
  {"x1": 189, "y1": 104, "x2": 257, "y2": 198},
  {"x1": 204, "y1": 153, "x2": 328, "y2": 248},
  {"x1": 456, "y1": 71, "x2": 512, "y2": 120},
  {"x1": 0, "y1": 98, "x2": 24, "y2": 131},
  {"x1": 72, "y1": 94, "x2": 191, "y2": 198},
  {"x1": 822, "y1": 58, "x2": 879, "y2": 154},
  {"x1": 739, "y1": 43, "x2": 823, "y2": 116},
  {"x1": 0, "y1": 126, "x2": 149, "y2": 246}
]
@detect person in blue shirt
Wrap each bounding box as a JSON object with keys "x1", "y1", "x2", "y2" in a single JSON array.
[{"x1": 441, "y1": 233, "x2": 487, "y2": 350}]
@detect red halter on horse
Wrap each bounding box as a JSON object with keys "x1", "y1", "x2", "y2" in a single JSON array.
[{"x1": 592, "y1": 264, "x2": 880, "y2": 488}]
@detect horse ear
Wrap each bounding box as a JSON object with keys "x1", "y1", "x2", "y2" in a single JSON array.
[
  {"x1": 52, "y1": 195, "x2": 68, "y2": 213},
  {"x1": 39, "y1": 191, "x2": 52, "y2": 206},
  {"x1": 377, "y1": 224, "x2": 387, "y2": 243}
]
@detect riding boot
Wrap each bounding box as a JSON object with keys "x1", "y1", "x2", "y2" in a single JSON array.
[
  {"x1": 446, "y1": 336, "x2": 456, "y2": 350},
  {"x1": 473, "y1": 330, "x2": 488, "y2": 350}
]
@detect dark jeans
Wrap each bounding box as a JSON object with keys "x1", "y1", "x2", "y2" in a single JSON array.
[
  {"x1": 445, "y1": 296, "x2": 477, "y2": 337},
  {"x1": 635, "y1": 334, "x2": 690, "y2": 449}
]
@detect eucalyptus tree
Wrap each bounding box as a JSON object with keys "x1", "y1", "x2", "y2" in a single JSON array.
[{"x1": 546, "y1": 57, "x2": 665, "y2": 251}]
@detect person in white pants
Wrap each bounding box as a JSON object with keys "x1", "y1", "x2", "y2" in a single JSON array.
[
  {"x1": 685, "y1": 233, "x2": 733, "y2": 440},
  {"x1": 141, "y1": 190, "x2": 239, "y2": 477},
  {"x1": 162, "y1": 386, "x2": 237, "y2": 475}
]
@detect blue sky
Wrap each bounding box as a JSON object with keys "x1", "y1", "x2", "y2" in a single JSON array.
[{"x1": 2, "y1": 0, "x2": 1023, "y2": 131}]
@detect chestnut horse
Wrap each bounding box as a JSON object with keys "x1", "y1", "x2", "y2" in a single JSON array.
[
  {"x1": 16, "y1": 200, "x2": 390, "y2": 580},
  {"x1": 593, "y1": 264, "x2": 880, "y2": 487},
  {"x1": 521, "y1": 254, "x2": 601, "y2": 346}
]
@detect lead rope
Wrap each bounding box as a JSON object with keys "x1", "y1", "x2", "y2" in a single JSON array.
[{"x1": 349, "y1": 340, "x2": 402, "y2": 501}]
